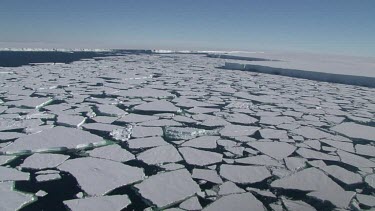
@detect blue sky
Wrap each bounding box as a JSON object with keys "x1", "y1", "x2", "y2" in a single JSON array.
[{"x1": 0, "y1": 0, "x2": 374, "y2": 56}]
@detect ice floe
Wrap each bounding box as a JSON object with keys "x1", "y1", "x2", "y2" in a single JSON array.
[
  {"x1": 0, "y1": 126, "x2": 104, "y2": 154},
  {"x1": 219, "y1": 164, "x2": 271, "y2": 184},
  {"x1": 20, "y1": 153, "x2": 69, "y2": 170},
  {"x1": 134, "y1": 169, "x2": 200, "y2": 208},
  {"x1": 203, "y1": 193, "x2": 266, "y2": 211},
  {"x1": 63, "y1": 195, "x2": 131, "y2": 211},
  {"x1": 58, "y1": 157, "x2": 144, "y2": 196},
  {"x1": 179, "y1": 147, "x2": 223, "y2": 166},
  {"x1": 137, "y1": 145, "x2": 182, "y2": 165}
]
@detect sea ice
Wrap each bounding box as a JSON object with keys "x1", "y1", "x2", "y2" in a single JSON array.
[
  {"x1": 337, "y1": 150, "x2": 375, "y2": 168},
  {"x1": 179, "y1": 147, "x2": 223, "y2": 166},
  {"x1": 219, "y1": 124, "x2": 259, "y2": 137},
  {"x1": 56, "y1": 114, "x2": 86, "y2": 128},
  {"x1": 292, "y1": 126, "x2": 332, "y2": 139},
  {"x1": 271, "y1": 167, "x2": 355, "y2": 208},
  {"x1": 5, "y1": 97, "x2": 53, "y2": 109},
  {"x1": 356, "y1": 194, "x2": 375, "y2": 207},
  {"x1": 179, "y1": 196, "x2": 202, "y2": 210},
  {"x1": 0, "y1": 126, "x2": 104, "y2": 154},
  {"x1": 116, "y1": 113, "x2": 159, "y2": 123},
  {"x1": 296, "y1": 148, "x2": 339, "y2": 161},
  {"x1": 247, "y1": 141, "x2": 296, "y2": 160},
  {"x1": 235, "y1": 155, "x2": 283, "y2": 167},
  {"x1": 133, "y1": 100, "x2": 180, "y2": 113},
  {"x1": 203, "y1": 193, "x2": 266, "y2": 211},
  {"x1": 0, "y1": 187, "x2": 34, "y2": 211},
  {"x1": 181, "y1": 136, "x2": 219, "y2": 149},
  {"x1": 126, "y1": 136, "x2": 168, "y2": 149},
  {"x1": 20, "y1": 153, "x2": 69, "y2": 170},
  {"x1": 35, "y1": 173, "x2": 61, "y2": 182},
  {"x1": 58, "y1": 157, "x2": 144, "y2": 196},
  {"x1": 131, "y1": 126, "x2": 163, "y2": 138},
  {"x1": 63, "y1": 195, "x2": 131, "y2": 211},
  {"x1": 219, "y1": 164, "x2": 271, "y2": 184},
  {"x1": 88, "y1": 144, "x2": 135, "y2": 162},
  {"x1": 96, "y1": 105, "x2": 127, "y2": 117},
  {"x1": 134, "y1": 169, "x2": 200, "y2": 208},
  {"x1": 82, "y1": 123, "x2": 122, "y2": 133},
  {"x1": 281, "y1": 198, "x2": 316, "y2": 211},
  {"x1": 192, "y1": 168, "x2": 223, "y2": 184},
  {"x1": 0, "y1": 166, "x2": 29, "y2": 181},
  {"x1": 259, "y1": 128, "x2": 288, "y2": 140},
  {"x1": 218, "y1": 181, "x2": 245, "y2": 195},
  {"x1": 137, "y1": 145, "x2": 182, "y2": 165},
  {"x1": 320, "y1": 165, "x2": 362, "y2": 185},
  {"x1": 332, "y1": 122, "x2": 375, "y2": 141},
  {"x1": 115, "y1": 88, "x2": 174, "y2": 99},
  {"x1": 164, "y1": 127, "x2": 207, "y2": 140}
]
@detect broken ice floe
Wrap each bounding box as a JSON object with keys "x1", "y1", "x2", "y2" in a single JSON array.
[
  {"x1": 88, "y1": 144, "x2": 135, "y2": 162},
  {"x1": 0, "y1": 182, "x2": 35, "y2": 211},
  {"x1": 63, "y1": 195, "x2": 131, "y2": 211},
  {"x1": 0, "y1": 166, "x2": 30, "y2": 181},
  {"x1": 20, "y1": 153, "x2": 69, "y2": 170},
  {"x1": 203, "y1": 192, "x2": 266, "y2": 211},
  {"x1": 271, "y1": 167, "x2": 355, "y2": 208},
  {"x1": 179, "y1": 147, "x2": 223, "y2": 166},
  {"x1": 1, "y1": 51, "x2": 375, "y2": 210},
  {"x1": 134, "y1": 169, "x2": 200, "y2": 208},
  {"x1": 0, "y1": 126, "x2": 105, "y2": 154},
  {"x1": 58, "y1": 157, "x2": 144, "y2": 196},
  {"x1": 220, "y1": 164, "x2": 271, "y2": 184},
  {"x1": 331, "y1": 122, "x2": 375, "y2": 141},
  {"x1": 137, "y1": 145, "x2": 182, "y2": 165}
]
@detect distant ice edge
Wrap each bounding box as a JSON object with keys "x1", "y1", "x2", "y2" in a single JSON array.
[{"x1": 223, "y1": 62, "x2": 375, "y2": 88}]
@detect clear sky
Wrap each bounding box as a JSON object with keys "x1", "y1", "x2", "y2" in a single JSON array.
[{"x1": 0, "y1": 0, "x2": 374, "y2": 56}]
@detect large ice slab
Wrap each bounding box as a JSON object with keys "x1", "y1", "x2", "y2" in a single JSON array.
[
  {"x1": 58, "y1": 157, "x2": 144, "y2": 196},
  {"x1": 219, "y1": 164, "x2": 271, "y2": 184},
  {"x1": 320, "y1": 165, "x2": 362, "y2": 185},
  {"x1": 137, "y1": 145, "x2": 182, "y2": 165},
  {"x1": 0, "y1": 184, "x2": 35, "y2": 211},
  {"x1": 203, "y1": 192, "x2": 266, "y2": 211},
  {"x1": 179, "y1": 147, "x2": 223, "y2": 166},
  {"x1": 20, "y1": 153, "x2": 69, "y2": 170},
  {"x1": 192, "y1": 168, "x2": 223, "y2": 184},
  {"x1": 337, "y1": 150, "x2": 375, "y2": 168},
  {"x1": 281, "y1": 197, "x2": 316, "y2": 211},
  {"x1": 0, "y1": 126, "x2": 104, "y2": 154},
  {"x1": 133, "y1": 100, "x2": 180, "y2": 113},
  {"x1": 134, "y1": 169, "x2": 200, "y2": 208},
  {"x1": 126, "y1": 136, "x2": 168, "y2": 149},
  {"x1": 116, "y1": 113, "x2": 158, "y2": 123},
  {"x1": 88, "y1": 144, "x2": 135, "y2": 162},
  {"x1": 0, "y1": 166, "x2": 30, "y2": 181},
  {"x1": 5, "y1": 97, "x2": 53, "y2": 109},
  {"x1": 219, "y1": 124, "x2": 259, "y2": 137},
  {"x1": 292, "y1": 127, "x2": 332, "y2": 139},
  {"x1": 271, "y1": 167, "x2": 355, "y2": 208},
  {"x1": 181, "y1": 136, "x2": 219, "y2": 149},
  {"x1": 63, "y1": 195, "x2": 131, "y2": 211},
  {"x1": 247, "y1": 141, "x2": 296, "y2": 160},
  {"x1": 331, "y1": 122, "x2": 375, "y2": 141},
  {"x1": 115, "y1": 88, "x2": 174, "y2": 98},
  {"x1": 96, "y1": 105, "x2": 127, "y2": 117}
]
